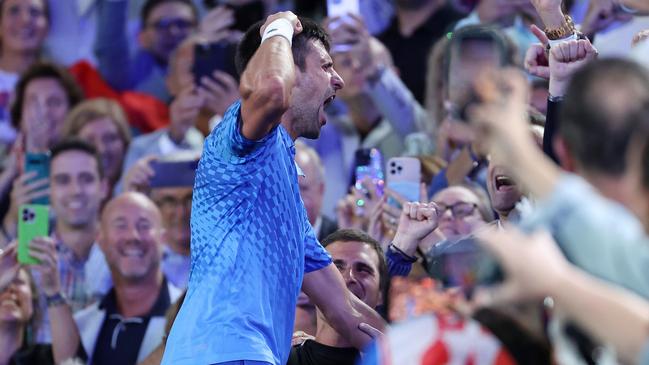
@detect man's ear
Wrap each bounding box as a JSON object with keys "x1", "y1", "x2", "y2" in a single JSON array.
[{"x1": 553, "y1": 135, "x2": 577, "y2": 173}]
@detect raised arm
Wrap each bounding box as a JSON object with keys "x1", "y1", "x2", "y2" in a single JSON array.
[
  {"x1": 29, "y1": 237, "x2": 82, "y2": 363},
  {"x1": 95, "y1": 0, "x2": 134, "y2": 91},
  {"x1": 303, "y1": 263, "x2": 385, "y2": 350},
  {"x1": 477, "y1": 228, "x2": 649, "y2": 365},
  {"x1": 239, "y1": 12, "x2": 301, "y2": 141}
]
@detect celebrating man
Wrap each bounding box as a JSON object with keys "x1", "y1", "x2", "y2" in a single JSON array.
[{"x1": 162, "y1": 12, "x2": 384, "y2": 365}]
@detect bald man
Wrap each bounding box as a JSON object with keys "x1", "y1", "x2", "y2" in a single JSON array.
[{"x1": 49, "y1": 192, "x2": 183, "y2": 365}]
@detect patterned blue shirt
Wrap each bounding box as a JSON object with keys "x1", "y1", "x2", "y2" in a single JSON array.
[{"x1": 162, "y1": 101, "x2": 332, "y2": 365}]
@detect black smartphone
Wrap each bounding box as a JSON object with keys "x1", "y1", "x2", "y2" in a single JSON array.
[
  {"x1": 24, "y1": 152, "x2": 50, "y2": 205},
  {"x1": 426, "y1": 236, "x2": 503, "y2": 290},
  {"x1": 149, "y1": 160, "x2": 199, "y2": 188},
  {"x1": 192, "y1": 42, "x2": 239, "y2": 87}
]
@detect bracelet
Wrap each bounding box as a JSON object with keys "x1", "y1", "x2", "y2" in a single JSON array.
[
  {"x1": 544, "y1": 14, "x2": 576, "y2": 40},
  {"x1": 45, "y1": 292, "x2": 67, "y2": 308},
  {"x1": 388, "y1": 242, "x2": 417, "y2": 263},
  {"x1": 261, "y1": 18, "x2": 294, "y2": 46}
]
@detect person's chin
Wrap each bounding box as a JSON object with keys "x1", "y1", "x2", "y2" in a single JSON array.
[{"x1": 300, "y1": 128, "x2": 321, "y2": 140}]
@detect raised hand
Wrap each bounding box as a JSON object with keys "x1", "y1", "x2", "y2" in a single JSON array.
[
  {"x1": 524, "y1": 24, "x2": 551, "y2": 80},
  {"x1": 29, "y1": 236, "x2": 61, "y2": 297},
  {"x1": 199, "y1": 70, "x2": 240, "y2": 117},
  {"x1": 198, "y1": 5, "x2": 238, "y2": 44},
  {"x1": 392, "y1": 202, "x2": 439, "y2": 257},
  {"x1": 3, "y1": 171, "x2": 50, "y2": 239},
  {"x1": 549, "y1": 38, "x2": 598, "y2": 97},
  {"x1": 260, "y1": 11, "x2": 302, "y2": 36},
  {"x1": 474, "y1": 227, "x2": 570, "y2": 304},
  {"x1": 169, "y1": 86, "x2": 204, "y2": 144},
  {"x1": 123, "y1": 155, "x2": 157, "y2": 193}
]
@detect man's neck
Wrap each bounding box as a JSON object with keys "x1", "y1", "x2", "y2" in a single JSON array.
[
  {"x1": 0, "y1": 323, "x2": 23, "y2": 365},
  {"x1": 55, "y1": 222, "x2": 98, "y2": 261},
  {"x1": 396, "y1": 0, "x2": 444, "y2": 37},
  {"x1": 114, "y1": 271, "x2": 164, "y2": 318},
  {"x1": 0, "y1": 50, "x2": 38, "y2": 75},
  {"x1": 314, "y1": 311, "x2": 353, "y2": 348},
  {"x1": 344, "y1": 94, "x2": 381, "y2": 136}
]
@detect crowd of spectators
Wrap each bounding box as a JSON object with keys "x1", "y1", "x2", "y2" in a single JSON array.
[{"x1": 0, "y1": 0, "x2": 648, "y2": 364}]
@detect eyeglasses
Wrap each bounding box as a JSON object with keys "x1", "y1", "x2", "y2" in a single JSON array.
[
  {"x1": 436, "y1": 202, "x2": 478, "y2": 218},
  {"x1": 148, "y1": 18, "x2": 196, "y2": 33}
]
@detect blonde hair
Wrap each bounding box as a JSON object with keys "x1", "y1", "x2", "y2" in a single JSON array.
[{"x1": 62, "y1": 98, "x2": 131, "y2": 145}]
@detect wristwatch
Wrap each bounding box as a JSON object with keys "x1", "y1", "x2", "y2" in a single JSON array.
[
  {"x1": 45, "y1": 292, "x2": 67, "y2": 308},
  {"x1": 544, "y1": 14, "x2": 577, "y2": 40}
]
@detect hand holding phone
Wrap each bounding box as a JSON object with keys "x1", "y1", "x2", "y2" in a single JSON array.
[
  {"x1": 17, "y1": 204, "x2": 49, "y2": 265},
  {"x1": 386, "y1": 157, "x2": 421, "y2": 207},
  {"x1": 24, "y1": 152, "x2": 50, "y2": 205}
]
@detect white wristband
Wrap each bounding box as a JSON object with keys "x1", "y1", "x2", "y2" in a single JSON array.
[
  {"x1": 548, "y1": 33, "x2": 578, "y2": 48},
  {"x1": 261, "y1": 18, "x2": 294, "y2": 46}
]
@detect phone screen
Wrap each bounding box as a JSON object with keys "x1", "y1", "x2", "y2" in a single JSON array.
[
  {"x1": 192, "y1": 43, "x2": 239, "y2": 87},
  {"x1": 17, "y1": 204, "x2": 49, "y2": 265},
  {"x1": 24, "y1": 152, "x2": 50, "y2": 205},
  {"x1": 149, "y1": 160, "x2": 199, "y2": 188}
]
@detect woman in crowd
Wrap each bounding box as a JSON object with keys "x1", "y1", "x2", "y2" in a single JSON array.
[
  {"x1": 0, "y1": 244, "x2": 53, "y2": 365},
  {"x1": 0, "y1": 0, "x2": 49, "y2": 149},
  {"x1": 62, "y1": 98, "x2": 131, "y2": 192}
]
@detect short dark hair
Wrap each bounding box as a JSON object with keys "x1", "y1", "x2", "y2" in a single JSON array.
[
  {"x1": 50, "y1": 138, "x2": 104, "y2": 179},
  {"x1": 11, "y1": 62, "x2": 83, "y2": 129},
  {"x1": 560, "y1": 58, "x2": 649, "y2": 175},
  {"x1": 140, "y1": 0, "x2": 197, "y2": 26},
  {"x1": 235, "y1": 17, "x2": 330, "y2": 76},
  {"x1": 321, "y1": 229, "x2": 388, "y2": 295}
]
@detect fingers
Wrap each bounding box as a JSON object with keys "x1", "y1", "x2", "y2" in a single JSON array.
[
  {"x1": 419, "y1": 182, "x2": 428, "y2": 203},
  {"x1": 358, "y1": 322, "x2": 383, "y2": 340},
  {"x1": 529, "y1": 23, "x2": 549, "y2": 45}
]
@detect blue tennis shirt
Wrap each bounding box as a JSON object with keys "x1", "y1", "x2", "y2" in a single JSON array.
[{"x1": 161, "y1": 101, "x2": 332, "y2": 365}]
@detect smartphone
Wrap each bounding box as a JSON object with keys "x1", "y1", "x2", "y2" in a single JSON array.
[
  {"x1": 203, "y1": 0, "x2": 266, "y2": 33},
  {"x1": 386, "y1": 157, "x2": 421, "y2": 207},
  {"x1": 353, "y1": 148, "x2": 384, "y2": 192},
  {"x1": 426, "y1": 236, "x2": 503, "y2": 291},
  {"x1": 17, "y1": 204, "x2": 49, "y2": 265},
  {"x1": 192, "y1": 42, "x2": 239, "y2": 87},
  {"x1": 327, "y1": 0, "x2": 360, "y2": 52},
  {"x1": 24, "y1": 152, "x2": 50, "y2": 205},
  {"x1": 149, "y1": 160, "x2": 199, "y2": 188}
]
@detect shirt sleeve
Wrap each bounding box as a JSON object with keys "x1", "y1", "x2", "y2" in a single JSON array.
[
  {"x1": 303, "y1": 215, "x2": 332, "y2": 273},
  {"x1": 520, "y1": 174, "x2": 649, "y2": 298},
  {"x1": 221, "y1": 101, "x2": 277, "y2": 159}
]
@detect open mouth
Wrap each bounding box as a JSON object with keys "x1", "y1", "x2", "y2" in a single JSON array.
[
  {"x1": 323, "y1": 95, "x2": 336, "y2": 108},
  {"x1": 495, "y1": 175, "x2": 515, "y2": 191},
  {"x1": 119, "y1": 247, "x2": 145, "y2": 259}
]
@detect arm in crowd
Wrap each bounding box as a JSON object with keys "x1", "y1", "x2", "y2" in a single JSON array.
[
  {"x1": 365, "y1": 67, "x2": 431, "y2": 141},
  {"x1": 302, "y1": 263, "x2": 385, "y2": 350},
  {"x1": 471, "y1": 68, "x2": 649, "y2": 298},
  {"x1": 239, "y1": 12, "x2": 300, "y2": 141},
  {"x1": 477, "y1": 228, "x2": 649, "y2": 365},
  {"x1": 94, "y1": 0, "x2": 136, "y2": 91},
  {"x1": 25, "y1": 237, "x2": 83, "y2": 363}
]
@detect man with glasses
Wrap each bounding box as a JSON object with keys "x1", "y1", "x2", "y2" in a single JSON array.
[{"x1": 95, "y1": 0, "x2": 198, "y2": 102}]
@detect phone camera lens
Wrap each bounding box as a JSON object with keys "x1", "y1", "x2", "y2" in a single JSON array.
[
  {"x1": 390, "y1": 162, "x2": 396, "y2": 167},
  {"x1": 397, "y1": 166, "x2": 402, "y2": 171},
  {"x1": 390, "y1": 169, "x2": 395, "y2": 174}
]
